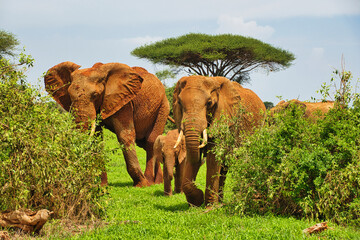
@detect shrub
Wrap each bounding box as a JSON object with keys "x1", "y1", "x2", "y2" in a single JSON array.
[
  {"x1": 164, "y1": 84, "x2": 176, "y2": 132},
  {"x1": 0, "y1": 53, "x2": 107, "y2": 220},
  {"x1": 210, "y1": 70, "x2": 360, "y2": 226}
]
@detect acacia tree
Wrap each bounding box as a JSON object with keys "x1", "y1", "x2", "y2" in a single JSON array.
[{"x1": 132, "y1": 33, "x2": 295, "y2": 83}]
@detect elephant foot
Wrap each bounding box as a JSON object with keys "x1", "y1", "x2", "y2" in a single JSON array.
[
  {"x1": 133, "y1": 178, "x2": 150, "y2": 188},
  {"x1": 164, "y1": 190, "x2": 173, "y2": 196},
  {"x1": 204, "y1": 203, "x2": 224, "y2": 211},
  {"x1": 145, "y1": 176, "x2": 155, "y2": 186},
  {"x1": 185, "y1": 188, "x2": 204, "y2": 207}
]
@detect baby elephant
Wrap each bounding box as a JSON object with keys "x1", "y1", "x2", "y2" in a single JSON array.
[{"x1": 154, "y1": 130, "x2": 186, "y2": 196}]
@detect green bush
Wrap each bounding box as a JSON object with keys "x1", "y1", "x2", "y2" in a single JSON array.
[
  {"x1": 164, "y1": 84, "x2": 176, "y2": 132},
  {"x1": 0, "y1": 54, "x2": 106, "y2": 220},
  {"x1": 210, "y1": 71, "x2": 360, "y2": 227}
]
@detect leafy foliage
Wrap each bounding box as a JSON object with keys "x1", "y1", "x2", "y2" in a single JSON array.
[
  {"x1": 0, "y1": 51, "x2": 106, "y2": 219},
  {"x1": 264, "y1": 101, "x2": 274, "y2": 110},
  {"x1": 164, "y1": 84, "x2": 176, "y2": 132},
  {"x1": 0, "y1": 30, "x2": 20, "y2": 58},
  {"x1": 210, "y1": 70, "x2": 360, "y2": 226},
  {"x1": 132, "y1": 33, "x2": 295, "y2": 84},
  {"x1": 155, "y1": 68, "x2": 179, "y2": 87}
]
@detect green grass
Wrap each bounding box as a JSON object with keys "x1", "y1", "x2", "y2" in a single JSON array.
[{"x1": 64, "y1": 129, "x2": 359, "y2": 240}]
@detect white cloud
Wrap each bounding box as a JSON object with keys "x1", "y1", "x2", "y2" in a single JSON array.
[{"x1": 216, "y1": 15, "x2": 275, "y2": 40}]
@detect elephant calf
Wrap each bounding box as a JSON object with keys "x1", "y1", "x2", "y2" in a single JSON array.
[{"x1": 154, "y1": 130, "x2": 186, "y2": 196}]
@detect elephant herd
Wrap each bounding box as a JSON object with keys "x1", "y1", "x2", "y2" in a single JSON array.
[{"x1": 44, "y1": 62, "x2": 334, "y2": 208}]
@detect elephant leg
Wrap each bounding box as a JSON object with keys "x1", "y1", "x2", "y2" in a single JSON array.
[
  {"x1": 144, "y1": 98, "x2": 168, "y2": 184},
  {"x1": 94, "y1": 127, "x2": 108, "y2": 186},
  {"x1": 108, "y1": 104, "x2": 149, "y2": 187},
  {"x1": 100, "y1": 172, "x2": 108, "y2": 186},
  {"x1": 174, "y1": 161, "x2": 185, "y2": 194},
  {"x1": 154, "y1": 157, "x2": 163, "y2": 184},
  {"x1": 144, "y1": 142, "x2": 163, "y2": 185},
  {"x1": 218, "y1": 166, "x2": 228, "y2": 202},
  {"x1": 205, "y1": 152, "x2": 222, "y2": 207}
]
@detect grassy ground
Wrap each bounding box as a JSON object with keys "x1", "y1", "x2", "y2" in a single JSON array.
[{"x1": 51, "y1": 129, "x2": 360, "y2": 239}]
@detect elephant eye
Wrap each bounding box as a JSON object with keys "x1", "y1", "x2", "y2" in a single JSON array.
[
  {"x1": 207, "y1": 99, "x2": 212, "y2": 108},
  {"x1": 91, "y1": 91, "x2": 99, "y2": 99}
]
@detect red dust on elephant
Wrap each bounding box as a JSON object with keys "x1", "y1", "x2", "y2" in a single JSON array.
[{"x1": 44, "y1": 62, "x2": 169, "y2": 187}]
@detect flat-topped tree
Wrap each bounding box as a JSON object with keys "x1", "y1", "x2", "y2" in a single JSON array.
[{"x1": 131, "y1": 33, "x2": 295, "y2": 84}]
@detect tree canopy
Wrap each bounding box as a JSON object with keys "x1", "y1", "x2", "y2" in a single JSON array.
[
  {"x1": 0, "y1": 30, "x2": 19, "y2": 58},
  {"x1": 131, "y1": 33, "x2": 295, "y2": 83}
]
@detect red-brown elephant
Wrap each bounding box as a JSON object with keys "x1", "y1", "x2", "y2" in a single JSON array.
[
  {"x1": 173, "y1": 75, "x2": 266, "y2": 207},
  {"x1": 270, "y1": 99, "x2": 335, "y2": 120},
  {"x1": 44, "y1": 62, "x2": 169, "y2": 187},
  {"x1": 153, "y1": 129, "x2": 186, "y2": 196}
]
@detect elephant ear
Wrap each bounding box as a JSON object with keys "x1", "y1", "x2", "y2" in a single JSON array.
[
  {"x1": 44, "y1": 61, "x2": 81, "y2": 111},
  {"x1": 177, "y1": 137, "x2": 186, "y2": 164},
  {"x1": 213, "y1": 77, "x2": 242, "y2": 121},
  {"x1": 173, "y1": 77, "x2": 187, "y2": 129},
  {"x1": 154, "y1": 135, "x2": 165, "y2": 164},
  {"x1": 99, "y1": 63, "x2": 144, "y2": 119}
]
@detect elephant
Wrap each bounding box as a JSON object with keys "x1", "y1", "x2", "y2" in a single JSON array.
[
  {"x1": 270, "y1": 99, "x2": 335, "y2": 120},
  {"x1": 173, "y1": 75, "x2": 266, "y2": 207},
  {"x1": 44, "y1": 61, "x2": 170, "y2": 187},
  {"x1": 153, "y1": 129, "x2": 186, "y2": 196}
]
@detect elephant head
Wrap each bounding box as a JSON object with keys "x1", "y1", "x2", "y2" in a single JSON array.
[
  {"x1": 173, "y1": 75, "x2": 265, "y2": 206},
  {"x1": 173, "y1": 76, "x2": 242, "y2": 156},
  {"x1": 44, "y1": 61, "x2": 143, "y2": 131},
  {"x1": 153, "y1": 129, "x2": 186, "y2": 196}
]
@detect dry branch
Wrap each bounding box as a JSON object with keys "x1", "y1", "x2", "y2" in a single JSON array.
[
  {"x1": 0, "y1": 209, "x2": 53, "y2": 234},
  {"x1": 303, "y1": 222, "x2": 329, "y2": 235}
]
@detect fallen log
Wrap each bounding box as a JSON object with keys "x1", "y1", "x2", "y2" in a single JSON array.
[
  {"x1": 0, "y1": 209, "x2": 53, "y2": 234},
  {"x1": 303, "y1": 222, "x2": 329, "y2": 235}
]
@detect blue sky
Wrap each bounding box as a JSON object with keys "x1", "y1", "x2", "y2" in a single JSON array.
[{"x1": 1, "y1": 0, "x2": 359, "y2": 104}]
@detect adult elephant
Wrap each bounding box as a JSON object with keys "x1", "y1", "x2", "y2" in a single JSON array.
[
  {"x1": 173, "y1": 75, "x2": 266, "y2": 207},
  {"x1": 270, "y1": 99, "x2": 335, "y2": 120},
  {"x1": 44, "y1": 61, "x2": 169, "y2": 187},
  {"x1": 153, "y1": 129, "x2": 186, "y2": 196}
]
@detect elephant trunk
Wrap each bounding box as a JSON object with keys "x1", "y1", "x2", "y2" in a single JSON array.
[
  {"x1": 184, "y1": 126, "x2": 201, "y2": 160},
  {"x1": 163, "y1": 160, "x2": 174, "y2": 196},
  {"x1": 182, "y1": 124, "x2": 204, "y2": 206},
  {"x1": 71, "y1": 102, "x2": 97, "y2": 133}
]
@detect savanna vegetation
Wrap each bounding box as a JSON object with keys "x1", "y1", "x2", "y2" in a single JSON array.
[
  {"x1": 0, "y1": 43, "x2": 107, "y2": 220},
  {"x1": 210, "y1": 68, "x2": 360, "y2": 227},
  {"x1": 1, "y1": 31, "x2": 359, "y2": 239}
]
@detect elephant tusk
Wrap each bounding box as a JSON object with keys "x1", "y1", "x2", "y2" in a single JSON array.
[
  {"x1": 174, "y1": 130, "x2": 183, "y2": 148},
  {"x1": 89, "y1": 120, "x2": 96, "y2": 137},
  {"x1": 198, "y1": 129, "x2": 208, "y2": 148}
]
